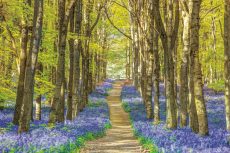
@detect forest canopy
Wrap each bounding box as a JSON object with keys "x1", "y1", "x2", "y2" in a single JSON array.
[{"x1": 0, "y1": 0, "x2": 230, "y2": 152}]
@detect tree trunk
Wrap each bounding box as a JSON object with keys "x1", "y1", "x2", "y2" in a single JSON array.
[
  {"x1": 72, "y1": 0, "x2": 82, "y2": 118},
  {"x1": 13, "y1": 0, "x2": 31, "y2": 125},
  {"x1": 190, "y1": 0, "x2": 209, "y2": 136},
  {"x1": 35, "y1": 62, "x2": 43, "y2": 120},
  {"x1": 66, "y1": 6, "x2": 75, "y2": 121},
  {"x1": 146, "y1": 1, "x2": 154, "y2": 119},
  {"x1": 153, "y1": 0, "x2": 179, "y2": 129},
  {"x1": 56, "y1": 80, "x2": 65, "y2": 122},
  {"x1": 35, "y1": 95, "x2": 42, "y2": 120},
  {"x1": 49, "y1": 0, "x2": 76, "y2": 124},
  {"x1": 19, "y1": 0, "x2": 44, "y2": 133},
  {"x1": 179, "y1": 11, "x2": 190, "y2": 127},
  {"x1": 224, "y1": 0, "x2": 230, "y2": 131},
  {"x1": 153, "y1": 28, "x2": 160, "y2": 124}
]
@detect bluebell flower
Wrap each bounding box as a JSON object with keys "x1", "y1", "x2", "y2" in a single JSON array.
[{"x1": 121, "y1": 84, "x2": 230, "y2": 153}]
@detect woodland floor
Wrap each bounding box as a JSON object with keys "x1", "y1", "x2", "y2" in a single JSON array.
[
  {"x1": 0, "y1": 81, "x2": 112, "y2": 152},
  {"x1": 121, "y1": 84, "x2": 230, "y2": 153},
  {"x1": 80, "y1": 81, "x2": 145, "y2": 153}
]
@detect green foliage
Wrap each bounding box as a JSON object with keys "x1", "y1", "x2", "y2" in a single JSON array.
[
  {"x1": 34, "y1": 75, "x2": 55, "y2": 99},
  {"x1": 207, "y1": 80, "x2": 225, "y2": 92},
  {"x1": 138, "y1": 137, "x2": 159, "y2": 153},
  {"x1": 0, "y1": 76, "x2": 16, "y2": 103},
  {"x1": 87, "y1": 101, "x2": 103, "y2": 107},
  {"x1": 122, "y1": 102, "x2": 131, "y2": 112},
  {"x1": 199, "y1": 0, "x2": 224, "y2": 82}
]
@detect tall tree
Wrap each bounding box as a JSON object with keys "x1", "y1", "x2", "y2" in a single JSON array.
[
  {"x1": 179, "y1": 0, "x2": 190, "y2": 128},
  {"x1": 189, "y1": 0, "x2": 209, "y2": 136},
  {"x1": 153, "y1": 0, "x2": 179, "y2": 129},
  {"x1": 19, "y1": 0, "x2": 44, "y2": 133},
  {"x1": 49, "y1": 0, "x2": 76, "y2": 124},
  {"x1": 72, "y1": 0, "x2": 82, "y2": 119},
  {"x1": 224, "y1": 0, "x2": 230, "y2": 131},
  {"x1": 66, "y1": 5, "x2": 75, "y2": 121},
  {"x1": 146, "y1": 0, "x2": 154, "y2": 119},
  {"x1": 35, "y1": 62, "x2": 43, "y2": 120},
  {"x1": 13, "y1": 0, "x2": 31, "y2": 125}
]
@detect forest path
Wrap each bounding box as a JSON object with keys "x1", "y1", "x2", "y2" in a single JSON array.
[{"x1": 80, "y1": 81, "x2": 145, "y2": 153}]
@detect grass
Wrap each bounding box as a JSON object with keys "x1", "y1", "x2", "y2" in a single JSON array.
[{"x1": 122, "y1": 102, "x2": 131, "y2": 112}]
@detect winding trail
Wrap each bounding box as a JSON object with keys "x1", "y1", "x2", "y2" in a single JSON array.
[{"x1": 80, "y1": 81, "x2": 145, "y2": 153}]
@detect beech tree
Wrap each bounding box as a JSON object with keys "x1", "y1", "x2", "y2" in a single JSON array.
[
  {"x1": 13, "y1": 0, "x2": 31, "y2": 125},
  {"x1": 0, "y1": 0, "x2": 225, "y2": 137},
  {"x1": 224, "y1": 0, "x2": 230, "y2": 131},
  {"x1": 189, "y1": 0, "x2": 209, "y2": 136},
  {"x1": 49, "y1": 0, "x2": 76, "y2": 124},
  {"x1": 19, "y1": 0, "x2": 44, "y2": 133},
  {"x1": 153, "y1": 0, "x2": 179, "y2": 129}
]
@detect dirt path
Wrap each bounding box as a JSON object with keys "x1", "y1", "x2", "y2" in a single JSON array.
[{"x1": 80, "y1": 81, "x2": 144, "y2": 153}]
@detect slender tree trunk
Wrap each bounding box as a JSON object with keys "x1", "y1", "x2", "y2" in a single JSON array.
[
  {"x1": 133, "y1": 15, "x2": 139, "y2": 87},
  {"x1": 13, "y1": 0, "x2": 31, "y2": 125},
  {"x1": 35, "y1": 95, "x2": 42, "y2": 120},
  {"x1": 190, "y1": 0, "x2": 209, "y2": 136},
  {"x1": 19, "y1": 0, "x2": 44, "y2": 133},
  {"x1": 56, "y1": 80, "x2": 65, "y2": 122},
  {"x1": 153, "y1": 0, "x2": 179, "y2": 129},
  {"x1": 153, "y1": 28, "x2": 160, "y2": 124},
  {"x1": 224, "y1": 0, "x2": 230, "y2": 131},
  {"x1": 146, "y1": 1, "x2": 154, "y2": 119},
  {"x1": 189, "y1": 55, "x2": 199, "y2": 133},
  {"x1": 81, "y1": 0, "x2": 91, "y2": 110},
  {"x1": 72, "y1": 0, "x2": 82, "y2": 117},
  {"x1": 186, "y1": 0, "x2": 199, "y2": 133},
  {"x1": 180, "y1": 11, "x2": 190, "y2": 127},
  {"x1": 49, "y1": 0, "x2": 66, "y2": 124},
  {"x1": 35, "y1": 62, "x2": 43, "y2": 120},
  {"x1": 49, "y1": 0, "x2": 76, "y2": 124},
  {"x1": 0, "y1": 36, "x2": 4, "y2": 109},
  {"x1": 49, "y1": 40, "x2": 58, "y2": 106},
  {"x1": 66, "y1": 6, "x2": 75, "y2": 121},
  {"x1": 211, "y1": 0, "x2": 217, "y2": 82},
  {"x1": 0, "y1": 99, "x2": 4, "y2": 110}
]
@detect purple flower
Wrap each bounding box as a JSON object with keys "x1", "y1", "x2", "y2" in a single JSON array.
[
  {"x1": 121, "y1": 84, "x2": 230, "y2": 153},
  {"x1": 0, "y1": 82, "x2": 111, "y2": 152}
]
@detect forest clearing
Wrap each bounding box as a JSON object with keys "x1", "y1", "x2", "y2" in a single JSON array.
[{"x1": 0, "y1": 0, "x2": 230, "y2": 152}]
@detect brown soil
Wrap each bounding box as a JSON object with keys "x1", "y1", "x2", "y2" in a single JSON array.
[{"x1": 80, "y1": 81, "x2": 146, "y2": 153}]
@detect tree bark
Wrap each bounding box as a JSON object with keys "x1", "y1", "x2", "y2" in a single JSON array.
[
  {"x1": 19, "y1": 0, "x2": 44, "y2": 133},
  {"x1": 66, "y1": 5, "x2": 75, "y2": 121},
  {"x1": 153, "y1": 27, "x2": 160, "y2": 124},
  {"x1": 224, "y1": 0, "x2": 230, "y2": 131},
  {"x1": 190, "y1": 0, "x2": 209, "y2": 136},
  {"x1": 153, "y1": 0, "x2": 179, "y2": 129},
  {"x1": 72, "y1": 0, "x2": 82, "y2": 118},
  {"x1": 35, "y1": 62, "x2": 43, "y2": 120},
  {"x1": 13, "y1": 0, "x2": 31, "y2": 125},
  {"x1": 49, "y1": 0, "x2": 76, "y2": 124},
  {"x1": 179, "y1": 9, "x2": 190, "y2": 127},
  {"x1": 146, "y1": 1, "x2": 154, "y2": 119}
]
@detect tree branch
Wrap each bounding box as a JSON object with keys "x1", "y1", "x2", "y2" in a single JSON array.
[
  {"x1": 90, "y1": 4, "x2": 104, "y2": 32},
  {"x1": 105, "y1": 7, "x2": 132, "y2": 40},
  {"x1": 201, "y1": 5, "x2": 221, "y2": 21},
  {"x1": 64, "y1": 0, "x2": 76, "y2": 25},
  {"x1": 179, "y1": 0, "x2": 189, "y2": 14},
  {"x1": 171, "y1": 0, "x2": 180, "y2": 49},
  {"x1": 152, "y1": 0, "x2": 167, "y2": 44}
]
